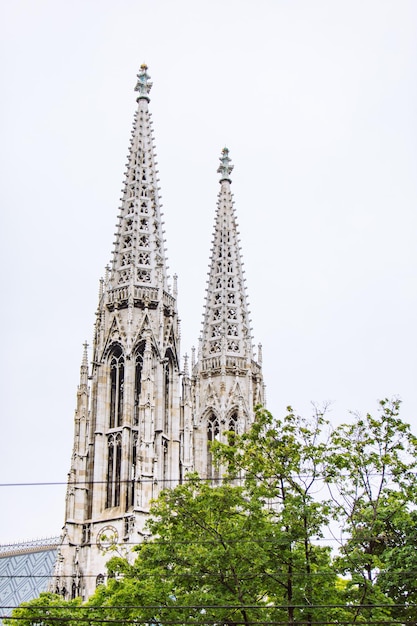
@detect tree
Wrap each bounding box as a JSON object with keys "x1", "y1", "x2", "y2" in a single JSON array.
[
  {"x1": 4, "y1": 592, "x2": 82, "y2": 626},
  {"x1": 213, "y1": 406, "x2": 343, "y2": 625},
  {"x1": 7, "y1": 400, "x2": 417, "y2": 625},
  {"x1": 325, "y1": 398, "x2": 417, "y2": 623},
  {"x1": 88, "y1": 476, "x2": 284, "y2": 626}
]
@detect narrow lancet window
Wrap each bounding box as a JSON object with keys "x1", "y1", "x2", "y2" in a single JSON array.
[
  {"x1": 134, "y1": 343, "x2": 145, "y2": 425},
  {"x1": 109, "y1": 346, "x2": 124, "y2": 428},
  {"x1": 164, "y1": 359, "x2": 170, "y2": 434},
  {"x1": 106, "y1": 433, "x2": 122, "y2": 508},
  {"x1": 129, "y1": 432, "x2": 138, "y2": 507},
  {"x1": 207, "y1": 413, "x2": 220, "y2": 482},
  {"x1": 229, "y1": 412, "x2": 237, "y2": 432}
]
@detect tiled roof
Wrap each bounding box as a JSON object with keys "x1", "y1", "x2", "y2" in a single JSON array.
[{"x1": 0, "y1": 538, "x2": 60, "y2": 623}]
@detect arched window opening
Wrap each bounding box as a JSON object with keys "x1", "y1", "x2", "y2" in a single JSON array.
[
  {"x1": 162, "y1": 438, "x2": 169, "y2": 487},
  {"x1": 106, "y1": 433, "x2": 122, "y2": 508},
  {"x1": 228, "y1": 412, "x2": 238, "y2": 446},
  {"x1": 129, "y1": 432, "x2": 138, "y2": 508},
  {"x1": 109, "y1": 347, "x2": 124, "y2": 428},
  {"x1": 229, "y1": 412, "x2": 237, "y2": 433},
  {"x1": 96, "y1": 574, "x2": 105, "y2": 588},
  {"x1": 207, "y1": 413, "x2": 220, "y2": 482},
  {"x1": 134, "y1": 344, "x2": 145, "y2": 425},
  {"x1": 164, "y1": 359, "x2": 171, "y2": 434},
  {"x1": 71, "y1": 581, "x2": 78, "y2": 600}
]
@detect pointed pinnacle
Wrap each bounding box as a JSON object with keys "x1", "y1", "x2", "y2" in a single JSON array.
[
  {"x1": 217, "y1": 147, "x2": 234, "y2": 183},
  {"x1": 183, "y1": 353, "x2": 189, "y2": 377},
  {"x1": 135, "y1": 64, "x2": 152, "y2": 101},
  {"x1": 82, "y1": 342, "x2": 89, "y2": 368}
]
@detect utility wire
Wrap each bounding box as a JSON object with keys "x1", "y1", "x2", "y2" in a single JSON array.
[
  {"x1": 0, "y1": 615, "x2": 406, "y2": 626},
  {"x1": 1, "y1": 468, "x2": 415, "y2": 487},
  {"x1": 2, "y1": 600, "x2": 414, "y2": 607}
]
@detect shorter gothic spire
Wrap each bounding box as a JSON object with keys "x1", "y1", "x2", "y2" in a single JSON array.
[
  {"x1": 200, "y1": 149, "x2": 253, "y2": 362},
  {"x1": 135, "y1": 64, "x2": 153, "y2": 101}
]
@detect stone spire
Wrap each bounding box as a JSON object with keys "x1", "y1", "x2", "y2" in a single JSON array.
[
  {"x1": 200, "y1": 148, "x2": 254, "y2": 363},
  {"x1": 58, "y1": 67, "x2": 182, "y2": 600},
  {"x1": 191, "y1": 149, "x2": 264, "y2": 479},
  {"x1": 108, "y1": 64, "x2": 169, "y2": 296}
]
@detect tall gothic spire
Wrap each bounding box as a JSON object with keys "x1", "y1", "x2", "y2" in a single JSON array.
[
  {"x1": 108, "y1": 64, "x2": 169, "y2": 295},
  {"x1": 200, "y1": 148, "x2": 254, "y2": 363},
  {"x1": 58, "y1": 67, "x2": 182, "y2": 600}
]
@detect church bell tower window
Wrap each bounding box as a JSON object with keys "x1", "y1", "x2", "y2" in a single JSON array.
[
  {"x1": 207, "y1": 413, "x2": 220, "y2": 481},
  {"x1": 134, "y1": 344, "x2": 145, "y2": 426},
  {"x1": 164, "y1": 359, "x2": 170, "y2": 434},
  {"x1": 106, "y1": 433, "x2": 122, "y2": 508},
  {"x1": 109, "y1": 346, "x2": 124, "y2": 428}
]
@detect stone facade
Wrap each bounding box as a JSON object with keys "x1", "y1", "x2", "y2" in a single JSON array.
[{"x1": 54, "y1": 66, "x2": 265, "y2": 600}]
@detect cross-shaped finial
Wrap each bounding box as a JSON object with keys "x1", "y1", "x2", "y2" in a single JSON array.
[
  {"x1": 217, "y1": 147, "x2": 234, "y2": 182},
  {"x1": 135, "y1": 64, "x2": 153, "y2": 101}
]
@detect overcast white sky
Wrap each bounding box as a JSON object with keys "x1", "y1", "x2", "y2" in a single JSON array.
[{"x1": 1, "y1": 0, "x2": 416, "y2": 544}]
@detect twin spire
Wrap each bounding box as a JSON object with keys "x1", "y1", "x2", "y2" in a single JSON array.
[
  {"x1": 200, "y1": 148, "x2": 253, "y2": 363},
  {"x1": 107, "y1": 66, "x2": 255, "y2": 363}
]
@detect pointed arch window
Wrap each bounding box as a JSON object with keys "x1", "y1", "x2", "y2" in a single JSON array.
[
  {"x1": 207, "y1": 413, "x2": 220, "y2": 482},
  {"x1": 162, "y1": 438, "x2": 169, "y2": 487},
  {"x1": 164, "y1": 358, "x2": 171, "y2": 434},
  {"x1": 109, "y1": 347, "x2": 124, "y2": 428},
  {"x1": 134, "y1": 344, "x2": 145, "y2": 426},
  {"x1": 106, "y1": 433, "x2": 122, "y2": 508},
  {"x1": 229, "y1": 412, "x2": 237, "y2": 435},
  {"x1": 129, "y1": 431, "x2": 138, "y2": 508},
  {"x1": 96, "y1": 574, "x2": 105, "y2": 588}
]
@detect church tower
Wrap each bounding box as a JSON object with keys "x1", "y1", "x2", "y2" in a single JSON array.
[
  {"x1": 187, "y1": 148, "x2": 265, "y2": 478},
  {"x1": 55, "y1": 68, "x2": 264, "y2": 600},
  {"x1": 55, "y1": 65, "x2": 182, "y2": 599}
]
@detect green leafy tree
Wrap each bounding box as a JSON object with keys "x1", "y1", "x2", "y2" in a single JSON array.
[
  {"x1": 88, "y1": 476, "x2": 282, "y2": 626},
  {"x1": 4, "y1": 592, "x2": 83, "y2": 626},
  {"x1": 326, "y1": 398, "x2": 417, "y2": 622},
  {"x1": 8, "y1": 400, "x2": 417, "y2": 625},
  {"x1": 364, "y1": 495, "x2": 417, "y2": 623},
  {"x1": 213, "y1": 406, "x2": 343, "y2": 625}
]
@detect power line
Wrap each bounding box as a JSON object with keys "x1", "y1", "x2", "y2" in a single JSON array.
[
  {"x1": 1, "y1": 603, "x2": 415, "y2": 610},
  {"x1": 0, "y1": 615, "x2": 404, "y2": 626},
  {"x1": 3, "y1": 566, "x2": 417, "y2": 579},
  {"x1": 1, "y1": 468, "x2": 415, "y2": 488}
]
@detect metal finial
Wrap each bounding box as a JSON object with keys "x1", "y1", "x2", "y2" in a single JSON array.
[
  {"x1": 217, "y1": 147, "x2": 234, "y2": 183},
  {"x1": 135, "y1": 64, "x2": 153, "y2": 101}
]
